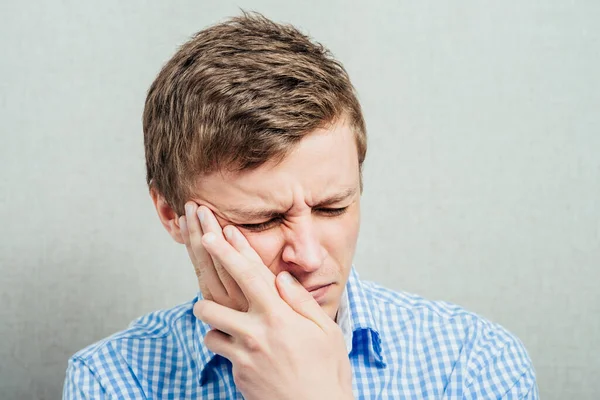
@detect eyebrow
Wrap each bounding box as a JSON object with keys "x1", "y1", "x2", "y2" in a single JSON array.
[
  {"x1": 221, "y1": 186, "x2": 357, "y2": 222},
  {"x1": 313, "y1": 186, "x2": 357, "y2": 207}
]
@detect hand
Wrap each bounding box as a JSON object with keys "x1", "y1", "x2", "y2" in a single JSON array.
[
  {"x1": 179, "y1": 202, "x2": 248, "y2": 311},
  {"x1": 193, "y1": 224, "x2": 354, "y2": 400}
]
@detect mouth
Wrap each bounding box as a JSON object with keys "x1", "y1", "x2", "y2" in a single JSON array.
[{"x1": 307, "y1": 283, "x2": 334, "y2": 304}]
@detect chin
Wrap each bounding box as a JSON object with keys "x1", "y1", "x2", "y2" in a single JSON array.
[{"x1": 322, "y1": 303, "x2": 339, "y2": 321}]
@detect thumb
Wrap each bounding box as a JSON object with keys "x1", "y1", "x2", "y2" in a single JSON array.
[{"x1": 276, "y1": 271, "x2": 330, "y2": 330}]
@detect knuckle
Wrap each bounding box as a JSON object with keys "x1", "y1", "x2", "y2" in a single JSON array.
[
  {"x1": 236, "y1": 356, "x2": 252, "y2": 372},
  {"x1": 214, "y1": 264, "x2": 230, "y2": 280},
  {"x1": 265, "y1": 310, "x2": 285, "y2": 330},
  {"x1": 193, "y1": 264, "x2": 204, "y2": 278},
  {"x1": 240, "y1": 333, "x2": 261, "y2": 352},
  {"x1": 233, "y1": 363, "x2": 251, "y2": 388}
]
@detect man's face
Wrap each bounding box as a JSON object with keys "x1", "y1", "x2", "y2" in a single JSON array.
[{"x1": 191, "y1": 119, "x2": 361, "y2": 320}]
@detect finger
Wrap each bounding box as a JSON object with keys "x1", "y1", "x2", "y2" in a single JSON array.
[
  {"x1": 275, "y1": 271, "x2": 332, "y2": 331},
  {"x1": 194, "y1": 299, "x2": 251, "y2": 337},
  {"x1": 223, "y1": 225, "x2": 267, "y2": 268},
  {"x1": 204, "y1": 329, "x2": 236, "y2": 361},
  {"x1": 202, "y1": 231, "x2": 279, "y2": 310},
  {"x1": 179, "y1": 215, "x2": 198, "y2": 264},
  {"x1": 184, "y1": 203, "x2": 228, "y2": 300},
  {"x1": 223, "y1": 226, "x2": 276, "y2": 294},
  {"x1": 179, "y1": 215, "x2": 211, "y2": 299},
  {"x1": 207, "y1": 226, "x2": 250, "y2": 307},
  {"x1": 199, "y1": 206, "x2": 249, "y2": 300}
]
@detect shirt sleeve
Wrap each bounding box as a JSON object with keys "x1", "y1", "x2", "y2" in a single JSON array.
[
  {"x1": 462, "y1": 339, "x2": 539, "y2": 399},
  {"x1": 63, "y1": 357, "x2": 108, "y2": 400}
]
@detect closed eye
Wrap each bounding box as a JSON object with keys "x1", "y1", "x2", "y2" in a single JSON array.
[
  {"x1": 237, "y1": 207, "x2": 349, "y2": 232},
  {"x1": 314, "y1": 206, "x2": 349, "y2": 217},
  {"x1": 238, "y1": 218, "x2": 282, "y2": 232}
]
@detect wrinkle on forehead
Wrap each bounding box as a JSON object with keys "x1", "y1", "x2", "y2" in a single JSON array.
[{"x1": 191, "y1": 119, "x2": 359, "y2": 219}]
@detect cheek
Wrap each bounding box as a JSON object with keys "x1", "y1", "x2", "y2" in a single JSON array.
[
  {"x1": 243, "y1": 231, "x2": 285, "y2": 271},
  {"x1": 319, "y1": 209, "x2": 360, "y2": 261}
]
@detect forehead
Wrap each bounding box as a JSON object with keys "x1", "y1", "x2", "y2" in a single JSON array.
[{"x1": 193, "y1": 119, "x2": 360, "y2": 211}]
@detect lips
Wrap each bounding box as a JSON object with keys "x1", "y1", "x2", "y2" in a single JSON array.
[
  {"x1": 305, "y1": 283, "x2": 332, "y2": 292},
  {"x1": 306, "y1": 283, "x2": 333, "y2": 303}
]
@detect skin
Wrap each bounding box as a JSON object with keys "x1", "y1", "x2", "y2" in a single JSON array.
[
  {"x1": 151, "y1": 118, "x2": 361, "y2": 399},
  {"x1": 152, "y1": 118, "x2": 361, "y2": 320}
]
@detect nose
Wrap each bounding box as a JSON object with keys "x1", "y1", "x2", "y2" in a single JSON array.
[{"x1": 281, "y1": 217, "x2": 326, "y2": 273}]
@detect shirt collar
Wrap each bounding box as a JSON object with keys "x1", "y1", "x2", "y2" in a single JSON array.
[
  {"x1": 345, "y1": 266, "x2": 387, "y2": 368},
  {"x1": 336, "y1": 285, "x2": 353, "y2": 353},
  {"x1": 193, "y1": 266, "x2": 386, "y2": 385},
  {"x1": 192, "y1": 300, "x2": 218, "y2": 386}
]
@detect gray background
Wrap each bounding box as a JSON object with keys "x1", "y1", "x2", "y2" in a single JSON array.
[{"x1": 1, "y1": 1, "x2": 598, "y2": 399}]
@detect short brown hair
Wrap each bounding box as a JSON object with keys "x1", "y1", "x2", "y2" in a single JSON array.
[{"x1": 143, "y1": 12, "x2": 367, "y2": 216}]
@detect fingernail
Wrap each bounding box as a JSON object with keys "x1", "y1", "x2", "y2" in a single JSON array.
[
  {"x1": 280, "y1": 271, "x2": 297, "y2": 285},
  {"x1": 223, "y1": 226, "x2": 233, "y2": 239},
  {"x1": 203, "y1": 232, "x2": 216, "y2": 244},
  {"x1": 197, "y1": 207, "x2": 205, "y2": 223},
  {"x1": 185, "y1": 203, "x2": 193, "y2": 216},
  {"x1": 179, "y1": 216, "x2": 187, "y2": 232}
]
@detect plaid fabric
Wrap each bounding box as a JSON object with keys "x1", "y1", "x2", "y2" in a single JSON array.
[{"x1": 64, "y1": 267, "x2": 538, "y2": 399}]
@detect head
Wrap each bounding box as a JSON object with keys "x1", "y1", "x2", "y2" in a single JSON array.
[{"x1": 144, "y1": 12, "x2": 367, "y2": 319}]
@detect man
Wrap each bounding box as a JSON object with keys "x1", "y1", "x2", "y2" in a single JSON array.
[{"x1": 64, "y1": 12, "x2": 538, "y2": 399}]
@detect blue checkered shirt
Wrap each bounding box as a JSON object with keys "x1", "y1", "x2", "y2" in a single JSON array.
[{"x1": 64, "y1": 267, "x2": 538, "y2": 399}]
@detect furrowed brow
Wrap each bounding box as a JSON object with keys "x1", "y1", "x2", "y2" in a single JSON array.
[
  {"x1": 221, "y1": 187, "x2": 357, "y2": 221},
  {"x1": 313, "y1": 187, "x2": 357, "y2": 207},
  {"x1": 221, "y1": 207, "x2": 284, "y2": 222}
]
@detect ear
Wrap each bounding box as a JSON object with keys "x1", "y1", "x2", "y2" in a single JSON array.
[{"x1": 150, "y1": 187, "x2": 184, "y2": 244}]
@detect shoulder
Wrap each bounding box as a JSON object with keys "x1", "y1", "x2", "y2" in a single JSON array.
[
  {"x1": 72, "y1": 299, "x2": 195, "y2": 362},
  {"x1": 65, "y1": 299, "x2": 198, "y2": 397},
  {"x1": 361, "y1": 279, "x2": 526, "y2": 345},
  {"x1": 360, "y1": 280, "x2": 538, "y2": 397}
]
